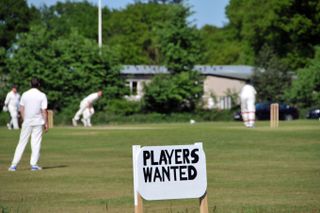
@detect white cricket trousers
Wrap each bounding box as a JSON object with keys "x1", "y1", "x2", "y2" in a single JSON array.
[
  {"x1": 73, "y1": 101, "x2": 87, "y2": 121},
  {"x1": 11, "y1": 125, "x2": 43, "y2": 166},
  {"x1": 241, "y1": 97, "x2": 255, "y2": 127},
  {"x1": 82, "y1": 107, "x2": 94, "y2": 127},
  {"x1": 8, "y1": 106, "x2": 19, "y2": 129}
]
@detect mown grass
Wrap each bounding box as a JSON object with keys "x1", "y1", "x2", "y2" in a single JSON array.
[{"x1": 0, "y1": 120, "x2": 319, "y2": 213}]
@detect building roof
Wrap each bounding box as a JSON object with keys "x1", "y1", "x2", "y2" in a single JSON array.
[{"x1": 121, "y1": 65, "x2": 254, "y2": 80}]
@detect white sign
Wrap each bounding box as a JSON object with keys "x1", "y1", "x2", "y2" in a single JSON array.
[{"x1": 132, "y1": 143, "x2": 207, "y2": 201}]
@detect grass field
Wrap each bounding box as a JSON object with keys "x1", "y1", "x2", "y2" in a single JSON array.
[{"x1": 0, "y1": 120, "x2": 320, "y2": 213}]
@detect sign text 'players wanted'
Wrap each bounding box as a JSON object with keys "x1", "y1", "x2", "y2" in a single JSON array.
[{"x1": 135, "y1": 143, "x2": 207, "y2": 200}]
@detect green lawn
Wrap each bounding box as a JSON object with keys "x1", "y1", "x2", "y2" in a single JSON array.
[{"x1": 0, "y1": 121, "x2": 320, "y2": 213}]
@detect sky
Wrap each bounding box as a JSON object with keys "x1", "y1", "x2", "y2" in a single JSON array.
[{"x1": 27, "y1": 0, "x2": 230, "y2": 28}]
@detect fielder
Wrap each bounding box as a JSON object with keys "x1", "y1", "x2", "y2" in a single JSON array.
[
  {"x1": 72, "y1": 91, "x2": 102, "y2": 127},
  {"x1": 3, "y1": 85, "x2": 20, "y2": 130},
  {"x1": 8, "y1": 78, "x2": 48, "y2": 171},
  {"x1": 239, "y1": 80, "x2": 257, "y2": 128}
]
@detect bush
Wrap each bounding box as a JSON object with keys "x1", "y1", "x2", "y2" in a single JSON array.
[
  {"x1": 0, "y1": 112, "x2": 10, "y2": 126},
  {"x1": 51, "y1": 108, "x2": 235, "y2": 126},
  {"x1": 106, "y1": 99, "x2": 142, "y2": 116}
]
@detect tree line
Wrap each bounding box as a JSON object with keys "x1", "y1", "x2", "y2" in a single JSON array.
[{"x1": 0, "y1": 0, "x2": 319, "y2": 114}]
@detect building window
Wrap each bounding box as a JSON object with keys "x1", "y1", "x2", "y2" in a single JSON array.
[
  {"x1": 127, "y1": 80, "x2": 138, "y2": 96},
  {"x1": 132, "y1": 81, "x2": 138, "y2": 95},
  {"x1": 218, "y1": 96, "x2": 232, "y2": 109}
]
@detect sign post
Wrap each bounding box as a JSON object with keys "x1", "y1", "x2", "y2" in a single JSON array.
[
  {"x1": 132, "y1": 143, "x2": 208, "y2": 212},
  {"x1": 199, "y1": 192, "x2": 208, "y2": 213}
]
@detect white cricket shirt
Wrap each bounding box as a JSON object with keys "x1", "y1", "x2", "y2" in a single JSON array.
[
  {"x1": 82, "y1": 93, "x2": 100, "y2": 105},
  {"x1": 20, "y1": 88, "x2": 48, "y2": 126},
  {"x1": 5, "y1": 91, "x2": 20, "y2": 108},
  {"x1": 240, "y1": 84, "x2": 256, "y2": 99}
]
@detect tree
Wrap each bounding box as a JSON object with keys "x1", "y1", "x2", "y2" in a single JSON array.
[
  {"x1": 143, "y1": 5, "x2": 203, "y2": 113},
  {"x1": 286, "y1": 46, "x2": 320, "y2": 107},
  {"x1": 200, "y1": 25, "x2": 253, "y2": 65},
  {"x1": 39, "y1": 1, "x2": 100, "y2": 40},
  {"x1": 252, "y1": 45, "x2": 291, "y2": 102},
  {"x1": 226, "y1": 0, "x2": 320, "y2": 70},
  {"x1": 134, "y1": 0, "x2": 184, "y2": 4},
  {"x1": 143, "y1": 71, "x2": 203, "y2": 113},
  {"x1": 0, "y1": 0, "x2": 39, "y2": 49},
  {"x1": 105, "y1": 3, "x2": 170, "y2": 64},
  {"x1": 5, "y1": 26, "x2": 126, "y2": 112},
  {"x1": 158, "y1": 5, "x2": 202, "y2": 74}
]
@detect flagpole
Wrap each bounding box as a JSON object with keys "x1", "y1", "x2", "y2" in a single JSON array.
[{"x1": 98, "y1": 0, "x2": 102, "y2": 48}]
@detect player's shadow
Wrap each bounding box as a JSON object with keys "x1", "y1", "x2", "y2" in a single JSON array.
[{"x1": 42, "y1": 165, "x2": 68, "y2": 170}]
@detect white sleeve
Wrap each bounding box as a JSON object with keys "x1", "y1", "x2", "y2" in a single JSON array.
[
  {"x1": 253, "y1": 87, "x2": 257, "y2": 95},
  {"x1": 41, "y1": 94, "x2": 48, "y2": 110},
  {"x1": 4, "y1": 93, "x2": 10, "y2": 105},
  {"x1": 20, "y1": 94, "x2": 25, "y2": 107}
]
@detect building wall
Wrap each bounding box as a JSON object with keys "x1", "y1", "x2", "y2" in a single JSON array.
[
  {"x1": 203, "y1": 76, "x2": 245, "y2": 109},
  {"x1": 124, "y1": 74, "x2": 246, "y2": 109},
  {"x1": 124, "y1": 75, "x2": 152, "y2": 101}
]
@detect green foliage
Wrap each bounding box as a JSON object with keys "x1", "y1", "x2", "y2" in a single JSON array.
[
  {"x1": 105, "y1": 3, "x2": 170, "y2": 64},
  {"x1": 143, "y1": 71, "x2": 203, "y2": 113},
  {"x1": 0, "y1": 47, "x2": 7, "y2": 102},
  {"x1": 200, "y1": 25, "x2": 254, "y2": 65},
  {"x1": 226, "y1": 0, "x2": 320, "y2": 70},
  {"x1": 0, "y1": 0, "x2": 39, "y2": 49},
  {"x1": 158, "y1": 5, "x2": 203, "y2": 73},
  {"x1": 160, "y1": 5, "x2": 202, "y2": 73},
  {"x1": 40, "y1": 1, "x2": 100, "y2": 40},
  {"x1": 5, "y1": 25, "x2": 126, "y2": 112},
  {"x1": 252, "y1": 46, "x2": 291, "y2": 102},
  {"x1": 134, "y1": 0, "x2": 184, "y2": 3},
  {"x1": 106, "y1": 99, "x2": 142, "y2": 116},
  {"x1": 54, "y1": 109, "x2": 234, "y2": 125},
  {"x1": 286, "y1": 47, "x2": 320, "y2": 107},
  {"x1": 141, "y1": 4, "x2": 204, "y2": 113},
  {"x1": 0, "y1": 111, "x2": 10, "y2": 126}
]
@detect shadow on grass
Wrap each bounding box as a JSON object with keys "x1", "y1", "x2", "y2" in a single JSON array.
[{"x1": 42, "y1": 165, "x2": 68, "y2": 170}]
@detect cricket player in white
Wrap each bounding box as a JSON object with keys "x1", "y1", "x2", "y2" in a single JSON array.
[
  {"x1": 82, "y1": 107, "x2": 95, "y2": 127},
  {"x1": 3, "y1": 85, "x2": 20, "y2": 130},
  {"x1": 240, "y1": 80, "x2": 257, "y2": 128},
  {"x1": 8, "y1": 78, "x2": 48, "y2": 171},
  {"x1": 72, "y1": 91, "x2": 102, "y2": 127}
]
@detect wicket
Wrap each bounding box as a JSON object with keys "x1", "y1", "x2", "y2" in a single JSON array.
[
  {"x1": 48, "y1": 110, "x2": 54, "y2": 128},
  {"x1": 270, "y1": 103, "x2": 279, "y2": 128}
]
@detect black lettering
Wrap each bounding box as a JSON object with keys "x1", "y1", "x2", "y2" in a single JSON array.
[
  {"x1": 183, "y1": 149, "x2": 190, "y2": 164},
  {"x1": 162, "y1": 166, "x2": 171, "y2": 182},
  {"x1": 143, "y1": 151, "x2": 151, "y2": 166},
  {"x1": 188, "y1": 165, "x2": 197, "y2": 180},
  {"x1": 159, "y1": 150, "x2": 167, "y2": 165},
  {"x1": 175, "y1": 149, "x2": 183, "y2": 164},
  {"x1": 165, "y1": 150, "x2": 174, "y2": 164},
  {"x1": 171, "y1": 166, "x2": 179, "y2": 181},
  {"x1": 179, "y1": 166, "x2": 188, "y2": 181},
  {"x1": 191, "y1": 149, "x2": 199, "y2": 163},
  {"x1": 150, "y1": 151, "x2": 158, "y2": 165},
  {"x1": 153, "y1": 167, "x2": 162, "y2": 182},
  {"x1": 143, "y1": 167, "x2": 153, "y2": 183}
]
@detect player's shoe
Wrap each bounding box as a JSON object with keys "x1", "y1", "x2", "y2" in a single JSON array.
[
  {"x1": 8, "y1": 165, "x2": 17, "y2": 171},
  {"x1": 31, "y1": 165, "x2": 42, "y2": 171},
  {"x1": 72, "y1": 118, "x2": 77, "y2": 127},
  {"x1": 7, "y1": 123, "x2": 12, "y2": 130}
]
